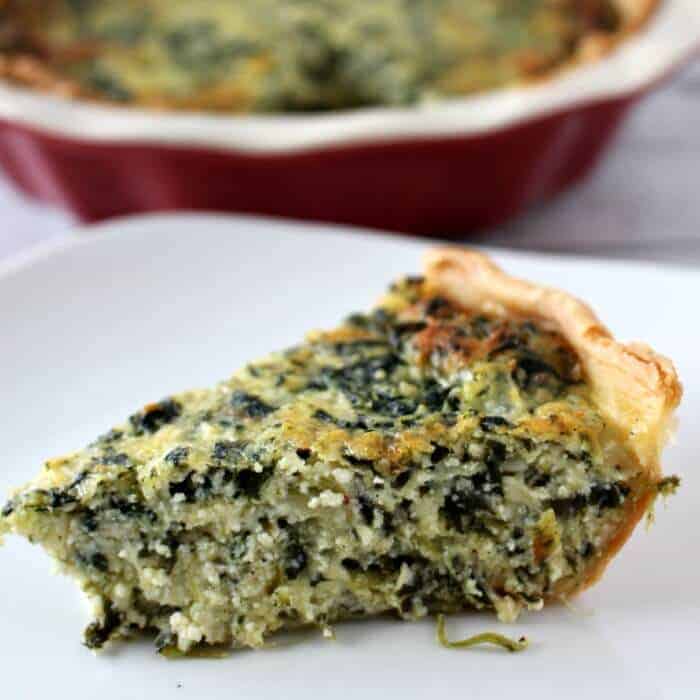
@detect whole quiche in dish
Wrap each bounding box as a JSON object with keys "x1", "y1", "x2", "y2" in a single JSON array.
[
  {"x1": 1, "y1": 248, "x2": 680, "y2": 654},
  {"x1": 0, "y1": 0, "x2": 659, "y2": 112}
]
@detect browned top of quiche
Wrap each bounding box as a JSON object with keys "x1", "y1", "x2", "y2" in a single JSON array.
[{"x1": 0, "y1": 1, "x2": 659, "y2": 112}]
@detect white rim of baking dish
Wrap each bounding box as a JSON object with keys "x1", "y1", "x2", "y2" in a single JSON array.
[{"x1": 0, "y1": 0, "x2": 697, "y2": 154}]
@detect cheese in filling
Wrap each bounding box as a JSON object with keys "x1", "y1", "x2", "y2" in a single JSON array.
[
  {"x1": 2, "y1": 0, "x2": 625, "y2": 111},
  {"x1": 1, "y1": 276, "x2": 653, "y2": 652}
]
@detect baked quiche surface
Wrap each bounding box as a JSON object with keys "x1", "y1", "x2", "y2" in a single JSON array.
[
  {"x1": 0, "y1": 1, "x2": 659, "y2": 112},
  {"x1": 0, "y1": 249, "x2": 680, "y2": 653}
]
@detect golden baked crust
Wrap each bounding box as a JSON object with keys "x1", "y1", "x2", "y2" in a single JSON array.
[
  {"x1": 423, "y1": 246, "x2": 681, "y2": 594},
  {"x1": 577, "y1": 0, "x2": 660, "y2": 62},
  {"x1": 0, "y1": 0, "x2": 662, "y2": 113}
]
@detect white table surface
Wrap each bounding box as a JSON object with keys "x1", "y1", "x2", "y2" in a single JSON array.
[{"x1": 0, "y1": 61, "x2": 698, "y2": 265}]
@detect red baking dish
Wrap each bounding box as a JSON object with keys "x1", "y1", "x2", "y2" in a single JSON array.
[{"x1": 0, "y1": 1, "x2": 697, "y2": 235}]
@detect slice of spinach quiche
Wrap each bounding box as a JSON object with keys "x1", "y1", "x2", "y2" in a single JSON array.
[
  {"x1": 0, "y1": 1, "x2": 659, "y2": 112},
  {"x1": 0, "y1": 249, "x2": 680, "y2": 653}
]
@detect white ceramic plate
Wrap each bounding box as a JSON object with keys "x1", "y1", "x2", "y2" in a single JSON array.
[{"x1": 0, "y1": 215, "x2": 696, "y2": 699}]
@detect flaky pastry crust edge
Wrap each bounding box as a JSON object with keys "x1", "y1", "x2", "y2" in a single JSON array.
[{"x1": 423, "y1": 246, "x2": 681, "y2": 595}]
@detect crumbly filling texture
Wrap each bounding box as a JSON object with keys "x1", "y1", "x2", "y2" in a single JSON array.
[
  {"x1": 1, "y1": 276, "x2": 647, "y2": 652},
  {"x1": 2, "y1": 0, "x2": 623, "y2": 111}
]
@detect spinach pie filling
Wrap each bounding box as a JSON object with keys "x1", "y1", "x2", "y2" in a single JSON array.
[
  {"x1": 0, "y1": 0, "x2": 656, "y2": 111},
  {"x1": 1, "y1": 267, "x2": 674, "y2": 653}
]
